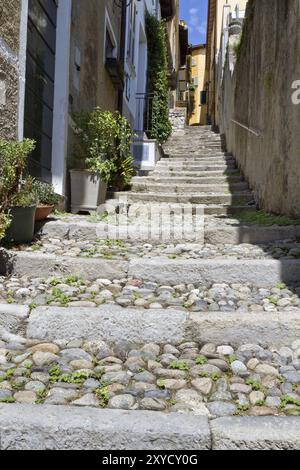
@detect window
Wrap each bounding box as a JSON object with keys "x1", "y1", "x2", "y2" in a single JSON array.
[
  {"x1": 105, "y1": 30, "x2": 115, "y2": 59},
  {"x1": 192, "y1": 58, "x2": 197, "y2": 66},
  {"x1": 200, "y1": 91, "x2": 207, "y2": 105},
  {"x1": 104, "y1": 9, "x2": 117, "y2": 63},
  {"x1": 127, "y1": 2, "x2": 136, "y2": 65},
  {"x1": 125, "y1": 74, "x2": 131, "y2": 101}
]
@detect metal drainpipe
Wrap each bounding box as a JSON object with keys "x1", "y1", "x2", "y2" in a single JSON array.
[{"x1": 118, "y1": 0, "x2": 127, "y2": 114}]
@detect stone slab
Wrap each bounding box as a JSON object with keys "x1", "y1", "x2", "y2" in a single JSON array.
[
  {"x1": 27, "y1": 307, "x2": 300, "y2": 347},
  {"x1": 27, "y1": 305, "x2": 187, "y2": 344},
  {"x1": 3, "y1": 251, "x2": 128, "y2": 280},
  {"x1": 187, "y1": 312, "x2": 300, "y2": 347},
  {"x1": 211, "y1": 417, "x2": 300, "y2": 450},
  {"x1": 0, "y1": 303, "x2": 29, "y2": 333},
  {"x1": 0, "y1": 404, "x2": 211, "y2": 450},
  {"x1": 128, "y1": 258, "x2": 300, "y2": 286}
]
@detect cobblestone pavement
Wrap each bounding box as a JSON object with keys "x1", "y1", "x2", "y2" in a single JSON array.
[
  {"x1": 10, "y1": 237, "x2": 300, "y2": 260},
  {"x1": 1, "y1": 275, "x2": 299, "y2": 312},
  {"x1": 0, "y1": 335, "x2": 300, "y2": 417}
]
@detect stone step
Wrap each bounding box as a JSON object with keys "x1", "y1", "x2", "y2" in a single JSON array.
[
  {"x1": 203, "y1": 205, "x2": 256, "y2": 216},
  {"x1": 131, "y1": 182, "x2": 249, "y2": 193},
  {"x1": 164, "y1": 149, "x2": 225, "y2": 156},
  {"x1": 162, "y1": 154, "x2": 232, "y2": 161},
  {"x1": 2, "y1": 250, "x2": 300, "y2": 285},
  {"x1": 0, "y1": 404, "x2": 210, "y2": 450},
  {"x1": 133, "y1": 175, "x2": 244, "y2": 184},
  {"x1": 3, "y1": 405, "x2": 299, "y2": 450},
  {"x1": 159, "y1": 158, "x2": 235, "y2": 165},
  {"x1": 165, "y1": 144, "x2": 224, "y2": 149},
  {"x1": 26, "y1": 306, "x2": 300, "y2": 346},
  {"x1": 150, "y1": 169, "x2": 241, "y2": 178},
  {"x1": 128, "y1": 257, "x2": 300, "y2": 287},
  {"x1": 0, "y1": 251, "x2": 128, "y2": 281},
  {"x1": 33, "y1": 215, "x2": 300, "y2": 245},
  {"x1": 110, "y1": 191, "x2": 254, "y2": 205},
  {"x1": 164, "y1": 148, "x2": 225, "y2": 154},
  {"x1": 155, "y1": 163, "x2": 237, "y2": 171}
]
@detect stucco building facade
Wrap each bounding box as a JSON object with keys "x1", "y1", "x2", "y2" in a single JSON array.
[{"x1": 188, "y1": 44, "x2": 207, "y2": 126}]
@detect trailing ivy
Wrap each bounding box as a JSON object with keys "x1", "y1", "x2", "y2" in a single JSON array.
[{"x1": 145, "y1": 13, "x2": 172, "y2": 144}]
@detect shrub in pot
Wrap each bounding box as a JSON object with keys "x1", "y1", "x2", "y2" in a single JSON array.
[
  {"x1": 70, "y1": 108, "x2": 135, "y2": 213},
  {"x1": 0, "y1": 138, "x2": 37, "y2": 244},
  {"x1": 33, "y1": 180, "x2": 61, "y2": 221}
]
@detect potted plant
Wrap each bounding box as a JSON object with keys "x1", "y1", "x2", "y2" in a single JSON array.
[
  {"x1": 0, "y1": 138, "x2": 37, "y2": 244},
  {"x1": 33, "y1": 180, "x2": 61, "y2": 221},
  {"x1": 70, "y1": 108, "x2": 135, "y2": 213}
]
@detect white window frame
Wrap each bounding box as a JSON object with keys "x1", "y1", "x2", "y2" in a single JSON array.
[{"x1": 103, "y1": 8, "x2": 118, "y2": 64}]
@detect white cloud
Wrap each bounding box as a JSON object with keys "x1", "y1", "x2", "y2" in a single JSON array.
[{"x1": 197, "y1": 21, "x2": 207, "y2": 36}]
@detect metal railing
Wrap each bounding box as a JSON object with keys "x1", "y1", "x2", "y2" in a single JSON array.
[
  {"x1": 231, "y1": 119, "x2": 262, "y2": 137},
  {"x1": 135, "y1": 92, "x2": 157, "y2": 137}
]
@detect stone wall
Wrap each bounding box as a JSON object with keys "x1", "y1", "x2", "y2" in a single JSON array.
[
  {"x1": 169, "y1": 108, "x2": 187, "y2": 133},
  {"x1": 219, "y1": 0, "x2": 300, "y2": 217},
  {"x1": 0, "y1": 0, "x2": 22, "y2": 139}
]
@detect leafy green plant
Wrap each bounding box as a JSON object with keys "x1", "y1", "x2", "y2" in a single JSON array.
[
  {"x1": 47, "y1": 288, "x2": 71, "y2": 306},
  {"x1": 255, "y1": 399, "x2": 265, "y2": 407},
  {"x1": 32, "y1": 180, "x2": 61, "y2": 206},
  {"x1": 36, "y1": 389, "x2": 48, "y2": 404},
  {"x1": 0, "y1": 396, "x2": 16, "y2": 404},
  {"x1": 0, "y1": 212, "x2": 11, "y2": 242},
  {"x1": 145, "y1": 13, "x2": 172, "y2": 143},
  {"x1": 157, "y1": 379, "x2": 166, "y2": 389},
  {"x1": 0, "y1": 138, "x2": 36, "y2": 210},
  {"x1": 48, "y1": 365, "x2": 62, "y2": 384},
  {"x1": 195, "y1": 355, "x2": 208, "y2": 365},
  {"x1": 9, "y1": 176, "x2": 37, "y2": 207},
  {"x1": 246, "y1": 378, "x2": 265, "y2": 392},
  {"x1": 267, "y1": 296, "x2": 278, "y2": 306},
  {"x1": 276, "y1": 283, "x2": 286, "y2": 290},
  {"x1": 94, "y1": 386, "x2": 110, "y2": 408},
  {"x1": 235, "y1": 403, "x2": 250, "y2": 415},
  {"x1": 73, "y1": 108, "x2": 136, "y2": 190},
  {"x1": 211, "y1": 372, "x2": 221, "y2": 381},
  {"x1": 5, "y1": 368, "x2": 16, "y2": 378},
  {"x1": 169, "y1": 361, "x2": 189, "y2": 371},
  {"x1": 279, "y1": 395, "x2": 300, "y2": 409},
  {"x1": 11, "y1": 380, "x2": 26, "y2": 391},
  {"x1": 228, "y1": 355, "x2": 237, "y2": 364}
]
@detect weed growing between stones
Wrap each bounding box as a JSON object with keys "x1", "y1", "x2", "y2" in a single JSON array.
[
  {"x1": 169, "y1": 361, "x2": 189, "y2": 371},
  {"x1": 235, "y1": 210, "x2": 300, "y2": 226},
  {"x1": 195, "y1": 356, "x2": 207, "y2": 365}
]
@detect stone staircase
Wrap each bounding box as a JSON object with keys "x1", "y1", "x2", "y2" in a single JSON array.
[
  {"x1": 0, "y1": 126, "x2": 300, "y2": 450},
  {"x1": 110, "y1": 127, "x2": 256, "y2": 215}
]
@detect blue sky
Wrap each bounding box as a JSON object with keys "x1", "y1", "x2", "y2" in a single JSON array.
[{"x1": 180, "y1": 0, "x2": 208, "y2": 45}]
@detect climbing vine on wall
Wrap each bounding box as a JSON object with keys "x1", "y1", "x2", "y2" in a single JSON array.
[{"x1": 145, "y1": 12, "x2": 172, "y2": 144}]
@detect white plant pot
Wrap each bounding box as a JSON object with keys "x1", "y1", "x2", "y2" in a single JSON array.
[{"x1": 70, "y1": 170, "x2": 107, "y2": 214}]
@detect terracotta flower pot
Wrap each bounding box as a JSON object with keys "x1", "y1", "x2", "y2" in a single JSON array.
[{"x1": 35, "y1": 205, "x2": 55, "y2": 221}]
